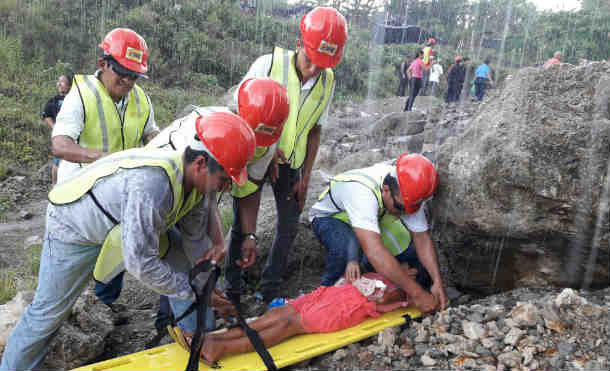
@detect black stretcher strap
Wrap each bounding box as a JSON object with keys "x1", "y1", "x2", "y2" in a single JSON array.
[{"x1": 172, "y1": 260, "x2": 277, "y2": 371}]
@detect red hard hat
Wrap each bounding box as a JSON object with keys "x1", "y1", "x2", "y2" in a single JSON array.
[
  {"x1": 99, "y1": 28, "x2": 148, "y2": 76},
  {"x1": 194, "y1": 112, "x2": 256, "y2": 186},
  {"x1": 300, "y1": 7, "x2": 348, "y2": 68},
  {"x1": 454, "y1": 56, "x2": 462, "y2": 63},
  {"x1": 237, "y1": 78, "x2": 290, "y2": 147},
  {"x1": 427, "y1": 38, "x2": 436, "y2": 45},
  {"x1": 396, "y1": 154, "x2": 438, "y2": 214}
]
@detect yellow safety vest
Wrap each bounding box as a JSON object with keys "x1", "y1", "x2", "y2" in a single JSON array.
[
  {"x1": 423, "y1": 46, "x2": 433, "y2": 67},
  {"x1": 73, "y1": 74, "x2": 150, "y2": 160},
  {"x1": 48, "y1": 148, "x2": 204, "y2": 283},
  {"x1": 230, "y1": 146, "x2": 271, "y2": 198},
  {"x1": 318, "y1": 167, "x2": 412, "y2": 256},
  {"x1": 269, "y1": 47, "x2": 334, "y2": 169}
]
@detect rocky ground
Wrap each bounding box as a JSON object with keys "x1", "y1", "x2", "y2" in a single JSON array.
[{"x1": 0, "y1": 87, "x2": 608, "y2": 370}]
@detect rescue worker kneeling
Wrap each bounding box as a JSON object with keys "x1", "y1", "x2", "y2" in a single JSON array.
[
  {"x1": 0, "y1": 113, "x2": 256, "y2": 371},
  {"x1": 309, "y1": 154, "x2": 449, "y2": 314}
]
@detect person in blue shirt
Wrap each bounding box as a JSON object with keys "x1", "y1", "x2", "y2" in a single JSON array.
[{"x1": 474, "y1": 58, "x2": 494, "y2": 101}]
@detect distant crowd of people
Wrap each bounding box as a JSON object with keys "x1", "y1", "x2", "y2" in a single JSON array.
[{"x1": 395, "y1": 45, "x2": 588, "y2": 110}]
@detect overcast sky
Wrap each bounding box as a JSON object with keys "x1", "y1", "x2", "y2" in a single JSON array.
[{"x1": 528, "y1": 0, "x2": 582, "y2": 11}]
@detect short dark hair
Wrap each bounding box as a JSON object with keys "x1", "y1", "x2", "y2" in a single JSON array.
[
  {"x1": 484, "y1": 58, "x2": 490, "y2": 64},
  {"x1": 184, "y1": 146, "x2": 223, "y2": 174}
]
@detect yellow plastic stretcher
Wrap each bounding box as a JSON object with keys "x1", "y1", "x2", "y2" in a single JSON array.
[{"x1": 73, "y1": 306, "x2": 422, "y2": 371}]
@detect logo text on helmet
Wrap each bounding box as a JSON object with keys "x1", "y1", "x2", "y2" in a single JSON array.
[
  {"x1": 317, "y1": 40, "x2": 338, "y2": 57},
  {"x1": 254, "y1": 123, "x2": 277, "y2": 136},
  {"x1": 125, "y1": 47, "x2": 143, "y2": 63}
]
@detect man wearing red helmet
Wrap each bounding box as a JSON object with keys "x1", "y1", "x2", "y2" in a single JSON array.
[
  {"x1": 145, "y1": 78, "x2": 290, "y2": 324},
  {"x1": 51, "y1": 28, "x2": 159, "y2": 183},
  {"x1": 309, "y1": 154, "x2": 448, "y2": 314},
  {"x1": 50, "y1": 28, "x2": 160, "y2": 309},
  {"x1": 234, "y1": 7, "x2": 348, "y2": 302},
  {"x1": 0, "y1": 113, "x2": 256, "y2": 370}
]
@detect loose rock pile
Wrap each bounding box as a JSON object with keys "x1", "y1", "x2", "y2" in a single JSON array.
[{"x1": 301, "y1": 288, "x2": 609, "y2": 371}]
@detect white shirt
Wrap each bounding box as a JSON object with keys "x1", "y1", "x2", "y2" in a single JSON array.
[
  {"x1": 429, "y1": 64, "x2": 444, "y2": 83},
  {"x1": 146, "y1": 107, "x2": 276, "y2": 181},
  {"x1": 233, "y1": 53, "x2": 334, "y2": 127},
  {"x1": 308, "y1": 163, "x2": 429, "y2": 234},
  {"x1": 53, "y1": 71, "x2": 159, "y2": 182}
]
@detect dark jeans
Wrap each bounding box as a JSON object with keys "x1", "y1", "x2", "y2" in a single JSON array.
[
  {"x1": 155, "y1": 295, "x2": 172, "y2": 331},
  {"x1": 396, "y1": 77, "x2": 409, "y2": 96},
  {"x1": 474, "y1": 77, "x2": 488, "y2": 101},
  {"x1": 446, "y1": 81, "x2": 463, "y2": 103},
  {"x1": 224, "y1": 189, "x2": 262, "y2": 295},
  {"x1": 94, "y1": 271, "x2": 125, "y2": 306},
  {"x1": 422, "y1": 69, "x2": 430, "y2": 95},
  {"x1": 404, "y1": 77, "x2": 423, "y2": 111},
  {"x1": 312, "y1": 216, "x2": 432, "y2": 289},
  {"x1": 249, "y1": 164, "x2": 301, "y2": 299}
]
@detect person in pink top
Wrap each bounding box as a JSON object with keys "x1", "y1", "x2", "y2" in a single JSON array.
[
  {"x1": 404, "y1": 50, "x2": 424, "y2": 111},
  {"x1": 543, "y1": 51, "x2": 561, "y2": 69}
]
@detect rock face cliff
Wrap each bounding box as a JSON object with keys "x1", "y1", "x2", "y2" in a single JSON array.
[{"x1": 433, "y1": 62, "x2": 609, "y2": 292}]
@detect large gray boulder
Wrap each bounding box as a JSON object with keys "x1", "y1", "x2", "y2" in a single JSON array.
[
  {"x1": 43, "y1": 290, "x2": 115, "y2": 370},
  {"x1": 433, "y1": 62, "x2": 610, "y2": 293}
]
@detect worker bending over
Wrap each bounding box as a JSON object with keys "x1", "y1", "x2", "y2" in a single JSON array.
[
  {"x1": 0, "y1": 113, "x2": 256, "y2": 370},
  {"x1": 309, "y1": 154, "x2": 448, "y2": 314}
]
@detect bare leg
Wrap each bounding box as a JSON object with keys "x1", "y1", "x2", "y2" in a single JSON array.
[
  {"x1": 202, "y1": 307, "x2": 306, "y2": 363},
  {"x1": 208, "y1": 305, "x2": 297, "y2": 341}
]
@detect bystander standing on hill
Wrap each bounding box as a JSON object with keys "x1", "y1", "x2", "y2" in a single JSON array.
[
  {"x1": 396, "y1": 55, "x2": 411, "y2": 97},
  {"x1": 445, "y1": 56, "x2": 463, "y2": 103},
  {"x1": 427, "y1": 57, "x2": 443, "y2": 97},
  {"x1": 474, "y1": 58, "x2": 494, "y2": 101},
  {"x1": 41, "y1": 74, "x2": 71, "y2": 184},
  {"x1": 543, "y1": 51, "x2": 561, "y2": 69},
  {"x1": 421, "y1": 38, "x2": 436, "y2": 94},
  {"x1": 404, "y1": 50, "x2": 424, "y2": 111}
]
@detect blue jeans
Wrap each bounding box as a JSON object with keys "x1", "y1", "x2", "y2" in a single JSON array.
[
  {"x1": 257, "y1": 164, "x2": 301, "y2": 298},
  {"x1": 474, "y1": 77, "x2": 488, "y2": 101},
  {"x1": 312, "y1": 216, "x2": 432, "y2": 289},
  {"x1": 312, "y1": 217, "x2": 362, "y2": 286},
  {"x1": 0, "y1": 230, "x2": 210, "y2": 370},
  {"x1": 1, "y1": 237, "x2": 100, "y2": 371}
]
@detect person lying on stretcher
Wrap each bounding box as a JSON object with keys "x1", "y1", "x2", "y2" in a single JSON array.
[{"x1": 197, "y1": 264, "x2": 417, "y2": 365}]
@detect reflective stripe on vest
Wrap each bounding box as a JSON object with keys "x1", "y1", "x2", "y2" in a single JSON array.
[
  {"x1": 74, "y1": 74, "x2": 149, "y2": 157},
  {"x1": 269, "y1": 47, "x2": 334, "y2": 169},
  {"x1": 48, "y1": 148, "x2": 204, "y2": 283},
  {"x1": 317, "y1": 167, "x2": 411, "y2": 256}
]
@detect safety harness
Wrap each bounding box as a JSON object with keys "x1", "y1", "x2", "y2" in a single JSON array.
[{"x1": 171, "y1": 260, "x2": 277, "y2": 371}]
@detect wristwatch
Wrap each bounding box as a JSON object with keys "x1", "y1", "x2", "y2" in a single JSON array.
[{"x1": 243, "y1": 233, "x2": 258, "y2": 244}]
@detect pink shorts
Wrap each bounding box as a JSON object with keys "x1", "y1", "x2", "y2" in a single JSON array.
[{"x1": 287, "y1": 285, "x2": 379, "y2": 333}]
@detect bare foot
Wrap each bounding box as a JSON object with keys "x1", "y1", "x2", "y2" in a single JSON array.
[{"x1": 201, "y1": 335, "x2": 225, "y2": 364}]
